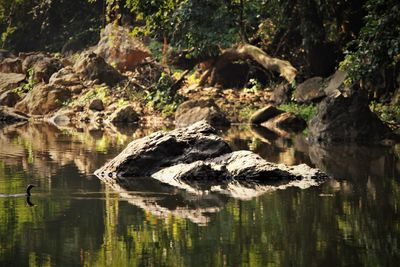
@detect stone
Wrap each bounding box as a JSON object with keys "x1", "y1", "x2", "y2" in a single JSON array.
[
  {"x1": 95, "y1": 121, "x2": 232, "y2": 177},
  {"x1": 108, "y1": 105, "x2": 139, "y2": 123},
  {"x1": 0, "y1": 91, "x2": 21, "y2": 107},
  {"x1": 94, "y1": 23, "x2": 151, "y2": 72},
  {"x1": 22, "y1": 53, "x2": 62, "y2": 83},
  {"x1": 249, "y1": 105, "x2": 284, "y2": 124},
  {"x1": 270, "y1": 83, "x2": 289, "y2": 105},
  {"x1": 308, "y1": 92, "x2": 391, "y2": 143},
  {"x1": 324, "y1": 70, "x2": 349, "y2": 97},
  {"x1": 88, "y1": 98, "x2": 104, "y2": 111},
  {"x1": 0, "y1": 58, "x2": 22, "y2": 73},
  {"x1": 0, "y1": 73, "x2": 25, "y2": 94},
  {"x1": 0, "y1": 106, "x2": 29, "y2": 123},
  {"x1": 49, "y1": 67, "x2": 82, "y2": 87},
  {"x1": 261, "y1": 112, "x2": 307, "y2": 133},
  {"x1": 294, "y1": 77, "x2": 325, "y2": 103},
  {"x1": 73, "y1": 52, "x2": 124, "y2": 86},
  {"x1": 15, "y1": 84, "x2": 71, "y2": 115},
  {"x1": 175, "y1": 99, "x2": 230, "y2": 127}
]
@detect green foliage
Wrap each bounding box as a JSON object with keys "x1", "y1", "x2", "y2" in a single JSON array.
[
  {"x1": 72, "y1": 84, "x2": 110, "y2": 106},
  {"x1": 278, "y1": 102, "x2": 317, "y2": 122},
  {"x1": 243, "y1": 78, "x2": 262, "y2": 94},
  {"x1": 340, "y1": 0, "x2": 400, "y2": 91},
  {"x1": 13, "y1": 68, "x2": 35, "y2": 96},
  {"x1": 145, "y1": 72, "x2": 183, "y2": 117},
  {"x1": 370, "y1": 101, "x2": 400, "y2": 125}
]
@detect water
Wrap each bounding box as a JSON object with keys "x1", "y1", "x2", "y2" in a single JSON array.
[{"x1": 0, "y1": 122, "x2": 399, "y2": 267}]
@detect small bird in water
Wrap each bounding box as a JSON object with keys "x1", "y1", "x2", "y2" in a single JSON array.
[{"x1": 0, "y1": 184, "x2": 36, "y2": 198}]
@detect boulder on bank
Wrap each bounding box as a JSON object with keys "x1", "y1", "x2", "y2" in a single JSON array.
[
  {"x1": 175, "y1": 99, "x2": 230, "y2": 127},
  {"x1": 15, "y1": 84, "x2": 71, "y2": 115},
  {"x1": 249, "y1": 105, "x2": 283, "y2": 124},
  {"x1": 22, "y1": 53, "x2": 62, "y2": 83},
  {"x1": 308, "y1": 92, "x2": 391, "y2": 143},
  {"x1": 250, "y1": 106, "x2": 307, "y2": 133},
  {"x1": 94, "y1": 23, "x2": 151, "y2": 72},
  {"x1": 108, "y1": 105, "x2": 139, "y2": 124},
  {"x1": 0, "y1": 91, "x2": 20, "y2": 107},
  {"x1": 0, "y1": 73, "x2": 25, "y2": 95},
  {"x1": 0, "y1": 58, "x2": 22, "y2": 73},
  {"x1": 73, "y1": 52, "x2": 124, "y2": 86},
  {"x1": 294, "y1": 77, "x2": 325, "y2": 103},
  {"x1": 95, "y1": 121, "x2": 328, "y2": 189}
]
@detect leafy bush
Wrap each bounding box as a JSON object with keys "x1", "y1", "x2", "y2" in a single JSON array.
[{"x1": 278, "y1": 102, "x2": 317, "y2": 122}]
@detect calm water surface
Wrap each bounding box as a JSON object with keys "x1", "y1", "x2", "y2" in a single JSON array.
[{"x1": 0, "y1": 122, "x2": 399, "y2": 267}]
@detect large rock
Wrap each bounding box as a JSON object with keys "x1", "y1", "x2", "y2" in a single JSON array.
[
  {"x1": 324, "y1": 70, "x2": 348, "y2": 97},
  {"x1": 308, "y1": 92, "x2": 391, "y2": 142},
  {"x1": 0, "y1": 58, "x2": 22, "y2": 73},
  {"x1": 108, "y1": 105, "x2": 139, "y2": 123},
  {"x1": 0, "y1": 91, "x2": 20, "y2": 107},
  {"x1": 22, "y1": 53, "x2": 62, "y2": 83},
  {"x1": 0, "y1": 106, "x2": 29, "y2": 123},
  {"x1": 175, "y1": 99, "x2": 230, "y2": 127},
  {"x1": 73, "y1": 52, "x2": 124, "y2": 86},
  {"x1": 49, "y1": 67, "x2": 81, "y2": 87},
  {"x1": 15, "y1": 84, "x2": 71, "y2": 115},
  {"x1": 0, "y1": 73, "x2": 25, "y2": 94},
  {"x1": 95, "y1": 121, "x2": 328, "y2": 190},
  {"x1": 96, "y1": 121, "x2": 232, "y2": 177},
  {"x1": 269, "y1": 83, "x2": 289, "y2": 105},
  {"x1": 249, "y1": 105, "x2": 283, "y2": 124},
  {"x1": 95, "y1": 23, "x2": 151, "y2": 72},
  {"x1": 294, "y1": 77, "x2": 325, "y2": 103},
  {"x1": 0, "y1": 49, "x2": 15, "y2": 61}
]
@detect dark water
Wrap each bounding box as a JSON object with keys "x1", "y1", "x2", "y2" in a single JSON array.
[{"x1": 0, "y1": 122, "x2": 399, "y2": 267}]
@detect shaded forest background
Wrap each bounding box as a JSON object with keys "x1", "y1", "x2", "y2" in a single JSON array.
[{"x1": 0, "y1": 0, "x2": 399, "y2": 100}]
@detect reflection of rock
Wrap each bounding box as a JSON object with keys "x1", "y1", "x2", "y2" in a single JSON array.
[
  {"x1": 308, "y1": 92, "x2": 391, "y2": 143},
  {"x1": 100, "y1": 177, "x2": 228, "y2": 225},
  {"x1": 175, "y1": 99, "x2": 230, "y2": 127},
  {"x1": 309, "y1": 142, "x2": 399, "y2": 180},
  {"x1": 0, "y1": 106, "x2": 29, "y2": 123},
  {"x1": 261, "y1": 112, "x2": 307, "y2": 133}
]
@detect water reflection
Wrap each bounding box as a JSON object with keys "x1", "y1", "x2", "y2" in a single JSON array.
[{"x1": 0, "y1": 122, "x2": 399, "y2": 266}]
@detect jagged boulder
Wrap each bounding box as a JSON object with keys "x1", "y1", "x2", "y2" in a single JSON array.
[
  {"x1": 294, "y1": 77, "x2": 326, "y2": 103},
  {"x1": 0, "y1": 73, "x2": 25, "y2": 94},
  {"x1": 96, "y1": 121, "x2": 232, "y2": 177},
  {"x1": 73, "y1": 52, "x2": 124, "y2": 86},
  {"x1": 15, "y1": 84, "x2": 71, "y2": 115},
  {"x1": 108, "y1": 105, "x2": 139, "y2": 124},
  {"x1": 95, "y1": 23, "x2": 151, "y2": 72},
  {"x1": 175, "y1": 99, "x2": 230, "y2": 127},
  {"x1": 0, "y1": 91, "x2": 20, "y2": 107},
  {"x1": 22, "y1": 53, "x2": 62, "y2": 83},
  {"x1": 0, "y1": 58, "x2": 22, "y2": 73},
  {"x1": 308, "y1": 92, "x2": 391, "y2": 142}
]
